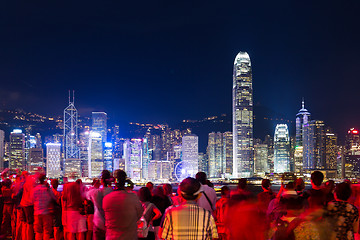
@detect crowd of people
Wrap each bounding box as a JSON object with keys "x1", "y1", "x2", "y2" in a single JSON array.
[{"x1": 0, "y1": 168, "x2": 358, "y2": 240}]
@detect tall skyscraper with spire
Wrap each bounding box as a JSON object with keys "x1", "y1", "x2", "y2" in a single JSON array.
[
  {"x1": 232, "y1": 51, "x2": 254, "y2": 178},
  {"x1": 294, "y1": 99, "x2": 311, "y2": 173},
  {"x1": 64, "y1": 91, "x2": 80, "y2": 176}
]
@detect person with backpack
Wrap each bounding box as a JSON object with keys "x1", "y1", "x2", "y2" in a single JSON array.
[
  {"x1": 195, "y1": 172, "x2": 217, "y2": 212},
  {"x1": 271, "y1": 196, "x2": 320, "y2": 240},
  {"x1": 138, "y1": 187, "x2": 162, "y2": 240}
]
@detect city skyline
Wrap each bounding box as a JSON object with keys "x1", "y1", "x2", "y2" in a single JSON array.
[{"x1": 1, "y1": 1, "x2": 360, "y2": 137}]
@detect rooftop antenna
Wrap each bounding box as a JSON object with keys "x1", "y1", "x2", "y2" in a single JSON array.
[
  {"x1": 302, "y1": 97, "x2": 305, "y2": 109},
  {"x1": 73, "y1": 90, "x2": 75, "y2": 104},
  {"x1": 68, "y1": 90, "x2": 71, "y2": 104}
]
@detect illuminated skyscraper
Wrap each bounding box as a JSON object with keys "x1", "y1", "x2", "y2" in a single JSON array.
[
  {"x1": 344, "y1": 128, "x2": 360, "y2": 178},
  {"x1": 46, "y1": 143, "x2": 61, "y2": 178},
  {"x1": 0, "y1": 130, "x2": 4, "y2": 170},
  {"x1": 274, "y1": 124, "x2": 290, "y2": 173},
  {"x1": 325, "y1": 128, "x2": 338, "y2": 170},
  {"x1": 303, "y1": 120, "x2": 325, "y2": 170},
  {"x1": 64, "y1": 91, "x2": 80, "y2": 174},
  {"x1": 92, "y1": 112, "x2": 107, "y2": 142},
  {"x1": 9, "y1": 129, "x2": 25, "y2": 170},
  {"x1": 88, "y1": 131, "x2": 103, "y2": 178},
  {"x1": 254, "y1": 143, "x2": 268, "y2": 175},
  {"x1": 28, "y1": 148, "x2": 43, "y2": 172},
  {"x1": 232, "y1": 51, "x2": 254, "y2": 178},
  {"x1": 104, "y1": 142, "x2": 113, "y2": 172},
  {"x1": 124, "y1": 139, "x2": 143, "y2": 181},
  {"x1": 182, "y1": 134, "x2": 199, "y2": 178},
  {"x1": 79, "y1": 130, "x2": 90, "y2": 178},
  {"x1": 223, "y1": 132, "x2": 233, "y2": 176},
  {"x1": 295, "y1": 100, "x2": 311, "y2": 173},
  {"x1": 207, "y1": 132, "x2": 224, "y2": 178}
]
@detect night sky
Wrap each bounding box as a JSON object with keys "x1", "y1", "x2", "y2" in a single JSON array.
[{"x1": 1, "y1": 1, "x2": 360, "y2": 136}]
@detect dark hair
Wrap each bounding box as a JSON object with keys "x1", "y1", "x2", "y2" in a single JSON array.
[
  {"x1": 163, "y1": 184, "x2": 173, "y2": 196},
  {"x1": 51, "y1": 179, "x2": 59, "y2": 189},
  {"x1": 138, "y1": 187, "x2": 152, "y2": 202},
  {"x1": 238, "y1": 178, "x2": 247, "y2": 190},
  {"x1": 335, "y1": 182, "x2": 352, "y2": 201},
  {"x1": 38, "y1": 174, "x2": 46, "y2": 184},
  {"x1": 261, "y1": 179, "x2": 271, "y2": 190},
  {"x1": 285, "y1": 181, "x2": 295, "y2": 190},
  {"x1": 281, "y1": 196, "x2": 304, "y2": 211},
  {"x1": 146, "y1": 182, "x2": 154, "y2": 191},
  {"x1": 101, "y1": 170, "x2": 111, "y2": 187},
  {"x1": 195, "y1": 172, "x2": 207, "y2": 184},
  {"x1": 221, "y1": 186, "x2": 230, "y2": 196},
  {"x1": 180, "y1": 177, "x2": 201, "y2": 201},
  {"x1": 295, "y1": 178, "x2": 305, "y2": 192},
  {"x1": 114, "y1": 170, "x2": 127, "y2": 189},
  {"x1": 311, "y1": 171, "x2": 324, "y2": 186},
  {"x1": 92, "y1": 178, "x2": 100, "y2": 186},
  {"x1": 3, "y1": 178, "x2": 11, "y2": 188},
  {"x1": 153, "y1": 186, "x2": 165, "y2": 197}
]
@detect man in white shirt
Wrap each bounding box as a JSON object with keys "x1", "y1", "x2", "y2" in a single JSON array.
[{"x1": 195, "y1": 172, "x2": 217, "y2": 212}]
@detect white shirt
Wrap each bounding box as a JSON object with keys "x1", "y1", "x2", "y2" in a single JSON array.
[{"x1": 197, "y1": 184, "x2": 217, "y2": 212}]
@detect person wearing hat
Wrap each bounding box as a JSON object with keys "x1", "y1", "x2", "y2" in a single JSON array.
[{"x1": 160, "y1": 177, "x2": 218, "y2": 240}]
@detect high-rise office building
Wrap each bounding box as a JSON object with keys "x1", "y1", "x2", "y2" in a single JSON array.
[
  {"x1": 64, "y1": 92, "x2": 80, "y2": 174},
  {"x1": 223, "y1": 132, "x2": 233, "y2": 177},
  {"x1": 124, "y1": 139, "x2": 143, "y2": 181},
  {"x1": 254, "y1": 143, "x2": 268, "y2": 175},
  {"x1": 9, "y1": 129, "x2": 25, "y2": 170},
  {"x1": 92, "y1": 112, "x2": 107, "y2": 142},
  {"x1": 264, "y1": 135, "x2": 274, "y2": 173},
  {"x1": 295, "y1": 100, "x2": 311, "y2": 173},
  {"x1": 274, "y1": 124, "x2": 290, "y2": 173},
  {"x1": 198, "y1": 152, "x2": 208, "y2": 175},
  {"x1": 303, "y1": 120, "x2": 326, "y2": 170},
  {"x1": 344, "y1": 128, "x2": 360, "y2": 178},
  {"x1": 88, "y1": 131, "x2": 103, "y2": 178},
  {"x1": 182, "y1": 134, "x2": 199, "y2": 178},
  {"x1": 207, "y1": 132, "x2": 224, "y2": 178},
  {"x1": 46, "y1": 143, "x2": 61, "y2": 178},
  {"x1": 325, "y1": 128, "x2": 338, "y2": 170},
  {"x1": 79, "y1": 130, "x2": 90, "y2": 178},
  {"x1": 104, "y1": 142, "x2": 113, "y2": 172},
  {"x1": 148, "y1": 160, "x2": 171, "y2": 181},
  {"x1": 28, "y1": 148, "x2": 43, "y2": 172},
  {"x1": 232, "y1": 51, "x2": 254, "y2": 178},
  {"x1": 0, "y1": 130, "x2": 4, "y2": 170}
]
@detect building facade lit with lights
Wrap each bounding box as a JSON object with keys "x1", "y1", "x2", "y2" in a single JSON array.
[
  {"x1": 124, "y1": 139, "x2": 144, "y2": 181},
  {"x1": 208, "y1": 132, "x2": 224, "y2": 178},
  {"x1": 88, "y1": 131, "x2": 103, "y2": 178},
  {"x1": 46, "y1": 143, "x2": 61, "y2": 178},
  {"x1": 303, "y1": 120, "x2": 325, "y2": 170},
  {"x1": 181, "y1": 134, "x2": 199, "y2": 178},
  {"x1": 64, "y1": 92, "x2": 80, "y2": 175},
  {"x1": 104, "y1": 142, "x2": 113, "y2": 172},
  {"x1": 274, "y1": 124, "x2": 290, "y2": 173},
  {"x1": 0, "y1": 130, "x2": 4, "y2": 170},
  {"x1": 254, "y1": 143, "x2": 268, "y2": 175},
  {"x1": 232, "y1": 51, "x2": 254, "y2": 178},
  {"x1": 344, "y1": 128, "x2": 360, "y2": 178},
  {"x1": 9, "y1": 129, "x2": 25, "y2": 170},
  {"x1": 92, "y1": 112, "x2": 107, "y2": 143},
  {"x1": 295, "y1": 100, "x2": 311, "y2": 173}
]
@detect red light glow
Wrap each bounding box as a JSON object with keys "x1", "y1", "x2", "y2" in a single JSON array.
[{"x1": 353, "y1": 130, "x2": 359, "y2": 134}]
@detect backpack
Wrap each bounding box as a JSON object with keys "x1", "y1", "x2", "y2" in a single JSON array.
[
  {"x1": 137, "y1": 203, "x2": 153, "y2": 238},
  {"x1": 272, "y1": 218, "x2": 304, "y2": 240}
]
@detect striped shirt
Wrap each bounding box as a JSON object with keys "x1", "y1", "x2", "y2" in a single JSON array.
[{"x1": 161, "y1": 201, "x2": 218, "y2": 240}]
